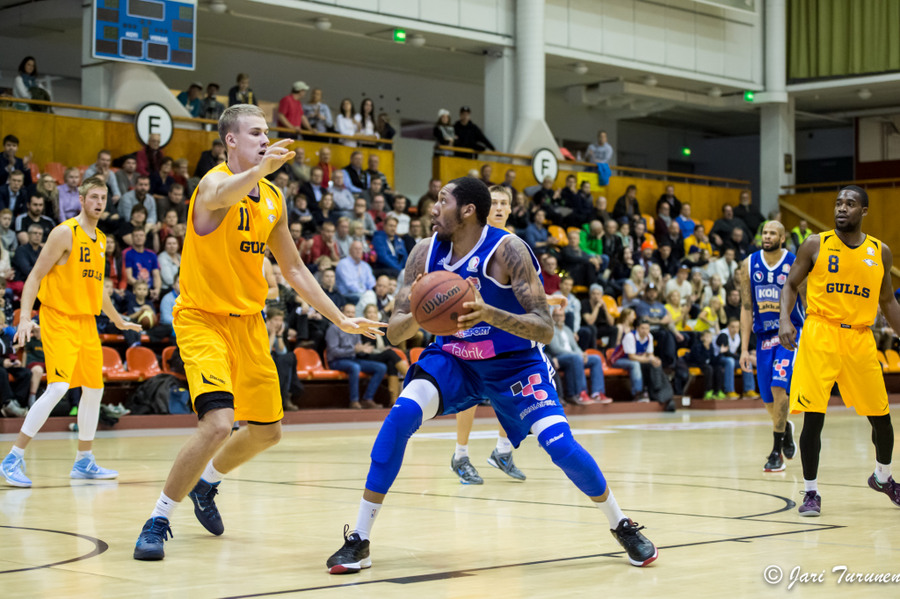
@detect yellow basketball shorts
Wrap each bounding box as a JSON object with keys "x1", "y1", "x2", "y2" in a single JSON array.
[
  {"x1": 790, "y1": 316, "x2": 888, "y2": 416},
  {"x1": 41, "y1": 304, "x2": 103, "y2": 389},
  {"x1": 174, "y1": 307, "x2": 282, "y2": 423}
]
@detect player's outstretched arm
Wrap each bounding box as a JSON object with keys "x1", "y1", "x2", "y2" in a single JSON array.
[
  {"x1": 197, "y1": 139, "x2": 295, "y2": 212},
  {"x1": 738, "y1": 257, "x2": 754, "y2": 369},
  {"x1": 13, "y1": 226, "x2": 70, "y2": 346},
  {"x1": 267, "y1": 208, "x2": 384, "y2": 339},
  {"x1": 458, "y1": 236, "x2": 554, "y2": 345},
  {"x1": 877, "y1": 243, "x2": 900, "y2": 333},
  {"x1": 100, "y1": 291, "x2": 142, "y2": 333},
  {"x1": 779, "y1": 234, "x2": 819, "y2": 351},
  {"x1": 386, "y1": 239, "x2": 430, "y2": 345}
]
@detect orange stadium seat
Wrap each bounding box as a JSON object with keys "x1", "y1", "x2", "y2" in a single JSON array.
[
  {"x1": 161, "y1": 346, "x2": 186, "y2": 381},
  {"x1": 102, "y1": 347, "x2": 140, "y2": 382},
  {"x1": 547, "y1": 225, "x2": 568, "y2": 247},
  {"x1": 390, "y1": 347, "x2": 408, "y2": 363},
  {"x1": 602, "y1": 295, "x2": 620, "y2": 318},
  {"x1": 597, "y1": 348, "x2": 627, "y2": 376},
  {"x1": 126, "y1": 346, "x2": 162, "y2": 381},
  {"x1": 294, "y1": 347, "x2": 347, "y2": 380},
  {"x1": 885, "y1": 350, "x2": 900, "y2": 373},
  {"x1": 12, "y1": 309, "x2": 37, "y2": 326},
  {"x1": 28, "y1": 162, "x2": 40, "y2": 183},
  {"x1": 702, "y1": 219, "x2": 715, "y2": 234},
  {"x1": 43, "y1": 162, "x2": 66, "y2": 185},
  {"x1": 877, "y1": 351, "x2": 888, "y2": 370},
  {"x1": 643, "y1": 214, "x2": 655, "y2": 233},
  {"x1": 409, "y1": 347, "x2": 424, "y2": 364}
]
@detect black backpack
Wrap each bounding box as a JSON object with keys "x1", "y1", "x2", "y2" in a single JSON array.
[
  {"x1": 647, "y1": 364, "x2": 674, "y2": 406},
  {"x1": 126, "y1": 374, "x2": 180, "y2": 415}
]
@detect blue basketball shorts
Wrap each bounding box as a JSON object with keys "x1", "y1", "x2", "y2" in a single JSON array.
[{"x1": 756, "y1": 330, "x2": 800, "y2": 403}]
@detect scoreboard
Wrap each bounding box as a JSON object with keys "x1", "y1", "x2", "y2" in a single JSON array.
[{"x1": 92, "y1": 0, "x2": 197, "y2": 70}]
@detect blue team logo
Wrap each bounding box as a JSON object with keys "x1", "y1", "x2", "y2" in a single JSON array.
[{"x1": 753, "y1": 270, "x2": 764, "y2": 283}]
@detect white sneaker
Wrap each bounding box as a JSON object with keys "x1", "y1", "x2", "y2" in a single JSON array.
[{"x1": 1, "y1": 400, "x2": 27, "y2": 417}]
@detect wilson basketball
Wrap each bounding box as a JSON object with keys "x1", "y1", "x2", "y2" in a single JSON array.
[
  {"x1": 137, "y1": 309, "x2": 157, "y2": 331},
  {"x1": 410, "y1": 271, "x2": 475, "y2": 336}
]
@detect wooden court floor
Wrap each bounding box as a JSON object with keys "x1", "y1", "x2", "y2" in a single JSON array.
[{"x1": 2, "y1": 407, "x2": 899, "y2": 598}]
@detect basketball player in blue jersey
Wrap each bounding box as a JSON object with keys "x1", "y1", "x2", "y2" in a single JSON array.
[
  {"x1": 326, "y1": 177, "x2": 657, "y2": 573},
  {"x1": 739, "y1": 221, "x2": 805, "y2": 472}
]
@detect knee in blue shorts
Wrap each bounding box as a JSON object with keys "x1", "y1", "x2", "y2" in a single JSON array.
[
  {"x1": 538, "y1": 422, "x2": 607, "y2": 497},
  {"x1": 365, "y1": 398, "x2": 423, "y2": 494}
]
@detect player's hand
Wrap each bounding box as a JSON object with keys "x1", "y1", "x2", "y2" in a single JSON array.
[
  {"x1": 338, "y1": 317, "x2": 386, "y2": 339},
  {"x1": 546, "y1": 294, "x2": 568, "y2": 309},
  {"x1": 13, "y1": 320, "x2": 37, "y2": 348},
  {"x1": 779, "y1": 320, "x2": 797, "y2": 351},
  {"x1": 259, "y1": 139, "x2": 296, "y2": 176},
  {"x1": 740, "y1": 350, "x2": 753, "y2": 371},
  {"x1": 116, "y1": 319, "x2": 143, "y2": 333},
  {"x1": 458, "y1": 284, "x2": 493, "y2": 330}
]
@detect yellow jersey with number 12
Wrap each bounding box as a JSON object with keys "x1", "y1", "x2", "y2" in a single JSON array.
[
  {"x1": 805, "y1": 230, "x2": 883, "y2": 327},
  {"x1": 177, "y1": 162, "x2": 283, "y2": 316},
  {"x1": 37, "y1": 218, "x2": 106, "y2": 316}
]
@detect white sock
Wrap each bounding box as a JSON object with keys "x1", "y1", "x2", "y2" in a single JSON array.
[
  {"x1": 353, "y1": 498, "x2": 382, "y2": 541},
  {"x1": 804, "y1": 479, "x2": 818, "y2": 492},
  {"x1": 495, "y1": 437, "x2": 513, "y2": 454},
  {"x1": 10, "y1": 446, "x2": 24, "y2": 458},
  {"x1": 454, "y1": 443, "x2": 469, "y2": 460},
  {"x1": 150, "y1": 492, "x2": 179, "y2": 520},
  {"x1": 875, "y1": 461, "x2": 892, "y2": 484},
  {"x1": 76, "y1": 450, "x2": 92, "y2": 461},
  {"x1": 201, "y1": 460, "x2": 225, "y2": 485},
  {"x1": 595, "y1": 490, "x2": 627, "y2": 529}
]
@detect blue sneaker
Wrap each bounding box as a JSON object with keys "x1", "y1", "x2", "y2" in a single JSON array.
[
  {"x1": 2, "y1": 453, "x2": 32, "y2": 487},
  {"x1": 134, "y1": 517, "x2": 173, "y2": 560},
  {"x1": 189, "y1": 479, "x2": 224, "y2": 535},
  {"x1": 70, "y1": 455, "x2": 118, "y2": 480}
]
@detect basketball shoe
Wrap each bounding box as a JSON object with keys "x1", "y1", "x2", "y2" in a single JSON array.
[
  {"x1": 782, "y1": 421, "x2": 796, "y2": 459},
  {"x1": 1, "y1": 453, "x2": 31, "y2": 487},
  {"x1": 451, "y1": 455, "x2": 483, "y2": 484},
  {"x1": 327, "y1": 524, "x2": 371, "y2": 574},
  {"x1": 133, "y1": 517, "x2": 173, "y2": 560},
  {"x1": 487, "y1": 449, "x2": 526, "y2": 481},
  {"x1": 867, "y1": 474, "x2": 900, "y2": 507},
  {"x1": 764, "y1": 450, "x2": 785, "y2": 472},
  {"x1": 189, "y1": 479, "x2": 224, "y2": 535},
  {"x1": 798, "y1": 491, "x2": 821, "y2": 516},
  {"x1": 610, "y1": 519, "x2": 658, "y2": 567},
  {"x1": 70, "y1": 455, "x2": 118, "y2": 479}
]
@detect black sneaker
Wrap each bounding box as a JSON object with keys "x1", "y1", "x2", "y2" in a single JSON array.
[
  {"x1": 868, "y1": 474, "x2": 900, "y2": 507},
  {"x1": 189, "y1": 478, "x2": 224, "y2": 535},
  {"x1": 327, "y1": 524, "x2": 371, "y2": 574},
  {"x1": 610, "y1": 518, "x2": 658, "y2": 567},
  {"x1": 764, "y1": 450, "x2": 785, "y2": 472},
  {"x1": 487, "y1": 449, "x2": 526, "y2": 481},
  {"x1": 782, "y1": 420, "x2": 796, "y2": 460},
  {"x1": 133, "y1": 517, "x2": 173, "y2": 561}
]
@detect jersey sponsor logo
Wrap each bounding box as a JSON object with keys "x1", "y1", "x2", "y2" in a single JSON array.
[
  {"x1": 510, "y1": 373, "x2": 548, "y2": 401},
  {"x1": 465, "y1": 275, "x2": 481, "y2": 291},
  {"x1": 753, "y1": 270, "x2": 764, "y2": 283},
  {"x1": 419, "y1": 285, "x2": 462, "y2": 315},
  {"x1": 239, "y1": 240, "x2": 267, "y2": 254},
  {"x1": 863, "y1": 259, "x2": 878, "y2": 267},
  {"x1": 266, "y1": 197, "x2": 275, "y2": 210},
  {"x1": 437, "y1": 256, "x2": 448, "y2": 267},
  {"x1": 825, "y1": 282, "x2": 871, "y2": 298},
  {"x1": 782, "y1": 264, "x2": 790, "y2": 273},
  {"x1": 761, "y1": 335, "x2": 781, "y2": 350},
  {"x1": 755, "y1": 285, "x2": 781, "y2": 301},
  {"x1": 454, "y1": 325, "x2": 490, "y2": 339},
  {"x1": 867, "y1": 247, "x2": 876, "y2": 256},
  {"x1": 467, "y1": 256, "x2": 480, "y2": 272},
  {"x1": 777, "y1": 274, "x2": 786, "y2": 285},
  {"x1": 201, "y1": 373, "x2": 225, "y2": 386},
  {"x1": 828, "y1": 248, "x2": 840, "y2": 252},
  {"x1": 774, "y1": 358, "x2": 791, "y2": 378},
  {"x1": 442, "y1": 340, "x2": 496, "y2": 360}
]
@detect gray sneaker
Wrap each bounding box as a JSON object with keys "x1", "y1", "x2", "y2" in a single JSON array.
[
  {"x1": 450, "y1": 455, "x2": 483, "y2": 485},
  {"x1": 487, "y1": 449, "x2": 526, "y2": 481},
  {"x1": 1, "y1": 400, "x2": 27, "y2": 418}
]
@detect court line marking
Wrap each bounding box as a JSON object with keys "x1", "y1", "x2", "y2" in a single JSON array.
[{"x1": 0, "y1": 525, "x2": 109, "y2": 575}]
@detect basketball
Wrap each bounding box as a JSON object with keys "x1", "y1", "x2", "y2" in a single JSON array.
[
  {"x1": 410, "y1": 271, "x2": 475, "y2": 336},
  {"x1": 137, "y1": 309, "x2": 156, "y2": 330}
]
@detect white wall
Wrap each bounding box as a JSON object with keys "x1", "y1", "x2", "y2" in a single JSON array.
[{"x1": 304, "y1": 0, "x2": 515, "y2": 35}]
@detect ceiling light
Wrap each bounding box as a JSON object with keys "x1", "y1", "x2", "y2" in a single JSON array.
[
  {"x1": 708, "y1": 87, "x2": 722, "y2": 98},
  {"x1": 858, "y1": 88, "x2": 872, "y2": 100},
  {"x1": 572, "y1": 62, "x2": 588, "y2": 75},
  {"x1": 209, "y1": 0, "x2": 227, "y2": 14},
  {"x1": 314, "y1": 17, "x2": 332, "y2": 31},
  {"x1": 408, "y1": 34, "x2": 426, "y2": 47},
  {"x1": 643, "y1": 75, "x2": 658, "y2": 87}
]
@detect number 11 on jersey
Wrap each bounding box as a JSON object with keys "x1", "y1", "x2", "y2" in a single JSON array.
[{"x1": 238, "y1": 206, "x2": 250, "y2": 231}]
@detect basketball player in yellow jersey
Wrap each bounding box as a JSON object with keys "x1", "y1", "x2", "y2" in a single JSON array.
[
  {"x1": 779, "y1": 185, "x2": 900, "y2": 516},
  {"x1": 1, "y1": 176, "x2": 141, "y2": 488},
  {"x1": 134, "y1": 104, "x2": 385, "y2": 561}
]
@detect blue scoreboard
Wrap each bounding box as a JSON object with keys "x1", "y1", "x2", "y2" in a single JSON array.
[{"x1": 92, "y1": 0, "x2": 197, "y2": 70}]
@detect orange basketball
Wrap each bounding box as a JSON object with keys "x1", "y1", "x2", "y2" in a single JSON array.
[{"x1": 410, "y1": 271, "x2": 475, "y2": 336}]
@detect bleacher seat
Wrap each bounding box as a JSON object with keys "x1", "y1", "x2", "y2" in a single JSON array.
[
  {"x1": 598, "y1": 348, "x2": 628, "y2": 376},
  {"x1": 409, "y1": 347, "x2": 424, "y2": 364},
  {"x1": 877, "y1": 351, "x2": 888, "y2": 370},
  {"x1": 702, "y1": 219, "x2": 715, "y2": 234},
  {"x1": 885, "y1": 350, "x2": 900, "y2": 373},
  {"x1": 602, "y1": 295, "x2": 620, "y2": 318},
  {"x1": 643, "y1": 214, "x2": 655, "y2": 232},
  {"x1": 102, "y1": 347, "x2": 140, "y2": 382},
  {"x1": 547, "y1": 225, "x2": 568, "y2": 247},
  {"x1": 161, "y1": 346, "x2": 186, "y2": 381},
  {"x1": 43, "y1": 162, "x2": 66, "y2": 185},
  {"x1": 126, "y1": 346, "x2": 162, "y2": 381},
  {"x1": 293, "y1": 347, "x2": 347, "y2": 380},
  {"x1": 12, "y1": 309, "x2": 37, "y2": 327}
]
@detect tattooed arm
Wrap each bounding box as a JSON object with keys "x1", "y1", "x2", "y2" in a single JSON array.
[
  {"x1": 457, "y1": 236, "x2": 554, "y2": 345},
  {"x1": 738, "y1": 256, "x2": 754, "y2": 370},
  {"x1": 386, "y1": 238, "x2": 430, "y2": 345}
]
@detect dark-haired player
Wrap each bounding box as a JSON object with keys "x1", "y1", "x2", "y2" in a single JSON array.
[
  {"x1": 326, "y1": 177, "x2": 657, "y2": 573},
  {"x1": 780, "y1": 185, "x2": 900, "y2": 515}
]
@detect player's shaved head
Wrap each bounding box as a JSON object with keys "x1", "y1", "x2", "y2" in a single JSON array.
[{"x1": 760, "y1": 220, "x2": 785, "y2": 252}]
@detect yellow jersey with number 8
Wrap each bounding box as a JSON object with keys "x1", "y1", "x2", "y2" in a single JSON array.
[
  {"x1": 37, "y1": 219, "x2": 106, "y2": 316},
  {"x1": 805, "y1": 230, "x2": 883, "y2": 327},
  {"x1": 177, "y1": 162, "x2": 283, "y2": 316}
]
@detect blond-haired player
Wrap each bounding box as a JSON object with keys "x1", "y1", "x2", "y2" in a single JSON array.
[
  {"x1": 1, "y1": 176, "x2": 141, "y2": 487},
  {"x1": 134, "y1": 104, "x2": 384, "y2": 560}
]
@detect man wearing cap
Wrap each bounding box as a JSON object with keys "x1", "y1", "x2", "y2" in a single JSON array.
[
  {"x1": 453, "y1": 106, "x2": 495, "y2": 155},
  {"x1": 194, "y1": 139, "x2": 226, "y2": 179},
  {"x1": 177, "y1": 82, "x2": 203, "y2": 117},
  {"x1": 277, "y1": 82, "x2": 313, "y2": 137},
  {"x1": 199, "y1": 83, "x2": 225, "y2": 122}
]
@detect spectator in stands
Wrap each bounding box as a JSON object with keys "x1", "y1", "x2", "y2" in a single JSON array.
[
  {"x1": 333, "y1": 216, "x2": 353, "y2": 258},
  {"x1": 171, "y1": 158, "x2": 193, "y2": 198},
  {"x1": 548, "y1": 306, "x2": 611, "y2": 405},
  {"x1": 356, "y1": 98, "x2": 377, "y2": 139},
  {"x1": 365, "y1": 155, "x2": 389, "y2": 191},
  {"x1": 199, "y1": 82, "x2": 225, "y2": 121},
  {"x1": 304, "y1": 88, "x2": 333, "y2": 134},
  {"x1": 360, "y1": 303, "x2": 405, "y2": 403},
  {"x1": 115, "y1": 155, "x2": 139, "y2": 193},
  {"x1": 656, "y1": 185, "x2": 681, "y2": 218},
  {"x1": 326, "y1": 303, "x2": 388, "y2": 409},
  {"x1": 158, "y1": 272, "x2": 179, "y2": 341},
  {"x1": 387, "y1": 195, "x2": 410, "y2": 235},
  {"x1": 0, "y1": 315, "x2": 30, "y2": 416},
  {"x1": 150, "y1": 156, "x2": 175, "y2": 201},
  {"x1": 700, "y1": 273, "x2": 726, "y2": 308},
  {"x1": 313, "y1": 193, "x2": 339, "y2": 231},
  {"x1": 228, "y1": 73, "x2": 256, "y2": 106},
  {"x1": 13, "y1": 55, "x2": 50, "y2": 112},
  {"x1": 556, "y1": 275, "x2": 581, "y2": 330},
  {"x1": 530, "y1": 176, "x2": 562, "y2": 219},
  {"x1": 666, "y1": 221, "x2": 685, "y2": 262},
  {"x1": 479, "y1": 164, "x2": 494, "y2": 186},
  {"x1": 676, "y1": 203, "x2": 695, "y2": 238},
  {"x1": 124, "y1": 280, "x2": 156, "y2": 331},
  {"x1": 719, "y1": 288, "x2": 741, "y2": 324},
  {"x1": 335, "y1": 99, "x2": 359, "y2": 146},
  {"x1": 194, "y1": 139, "x2": 225, "y2": 179},
  {"x1": 271, "y1": 171, "x2": 290, "y2": 198},
  {"x1": 15, "y1": 194, "x2": 54, "y2": 245},
  {"x1": 351, "y1": 197, "x2": 376, "y2": 238},
  {"x1": 118, "y1": 175, "x2": 157, "y2": 224},
  {"x1": 136, "y1": 132, "x2": 164, "y2": 177},
  {"x1": 585, "y1": 130, "x2": 614, "y2": 164},
  {"x1": 30, "y1": 175, "x2": 57, "y2": 223},
  {"x1": 82, "y1": 150, "x2": 120, "y2": 204},
  {"x1": 1, "y1": 135, "x2": 32, "y2": 187},
  {"x1": 454, "y1": 106, "x2": 495, "y2": 153},
  {"x1": 433, "y1": 109, "x2": 456, "y2": 154},
  {"x1": 103, "y1": 235, "x2": 127, "y2": 296},
  {"x1": 177, "y1": 82, "x2": 203, "y2": 117},
  {"x1": 283, "y1": 146, "x2": 310, "y2": 184},
  {"x1": 716, "y1": 318, "x2": 758, "y2": 399},
  {"x1": 52, "y1": 168, "x2": 80, "y2": 221},
  {"x1": 265, "y1": 307, "x2": 301, "y2": 412},
  {"x1": 612, "y1": 185, "x2": 641, "y2": 222},
  {"x1": 158, "y1": 234, "x2": 181, "y2": 295},
  {"x1": 601, "y1": 218, "x2": 624, "y2": 265},
  {"x1": 0, "y1": 234, "x2": 12, "y2": 290},
  {"x1": 710, "y1": 204, "x2": 751, "y2": 252},
  {"x1": 665, "y1": 264, "x2": 692, "y2": 301},
  {"x1": 569, "y1": 180, "x2": 595, "y2": 225},
  {"x1": 277, "y1": 81, "x2": 312, "y2": 137},
  {"x1": 356, "y1": 274, "x2": 395, "y2": 319},
  {"x1": 419, "y1": 178, "x2": 441, "y2": 209},
  {"x1": 289, "y1": 196, "x2": 314, "y2": 238},
  {"x1": 156, "y1": 182, "x2": 187, "y2": 224},
  {"x1": 336, "y1": 240, "x2": 375, "y2": 304},
  {"x1": 328, "y1": 170, "x2": 353, "y2": 215},
  {"x1": 636, "y1": 238, "x2": 655, "y2": 273},
  {"x1": 622, "y1": 264, "x2": 646, "y2": 307},
  {"x1": 561, "y1": 229, "x2": 601, "y2": 287},
  {"x1": 299, "y1": 166, "x2": 326, "y2": 206},
  {"x1": 402, "y1": 217, "x2": 423, "y2": 256},
  {"x1": 694, "y1": 294, "x2": 725, "y2": 336},
  {"x1": 711, "y1": 247, "x2": 739, "y2": 287},
  {"x1": 0, "y1": 169, "x2": 28, "y2": 215},
  {"x1": 686, "y1": 329, "x2": 726, "y2": 400},
  {"x1": 12, "y1": 224, "x2": 43, "y2": 283},
  {"x1": 646, "y1": 262, "x2": 665, "y2": 291},
  {"x1": 308, "y1": 220, "x2": 341, "y2": 271},
  {"x1": 724, "y1": 227, "x2": 753, "y2": 261},
  {"x1": 540, "y1": 253, "x2": 560, "y2": 295},
  {"x1": 654, "y1": 201, "x2": 673, "y2": 244},
  {"x1": 790, "y1": 219, "x2": 812, "y2": 253},
  {"x1": 500, "y1": 169, "x2": 518, "y2": 198},
  {"x1": 524, "y1": 208, "x2": 550, "y2": 254},
  {"x1": 664, "y1": 289, "x2": 690, "y2": 340},
  {"x1": 626, "y1": 219, "x2": 646, "y2": 255},
  {"x1": 633, "y1": 284, "x2": 678, "y2": 367},
  {"x1": 733, "y1": 190, "x2": 764, "y2": 236},
  {"x1": 124, "y1": 228, "x2": 161, "y2": 299},
  {"x1": 372, "y1": 216, "x2": 407, "y2": 277},
  {"x1": 312, "y1": 146, "x2": 331, "y2": 187},
  {"x1": 22, "y1": 323, "x2": 44, "y2": 407},
  {"x1": 581, "y1": 283, "x2": 617, "y2": 351},
  {"x1": 360, "y1": 177, "x2": 386, "y2": 207},
  {"x1": 0, "y1": 209, "x2": 16, "y2": 252},
  {"x1": 684, "y1": 222, "x2": 712, "y2": 256},
  {"x1": 342, "y1": 151, "x2": 366, "y2": 194},
  {"x1": 610, "y1": 246, "x2": 635, "y2": 292},
  {"x1": 376, "y1": 113, "x2": 395, "y2": 147},
  {"x1": 368, "y1": 195, "x2": 388, "y2": 232}
]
